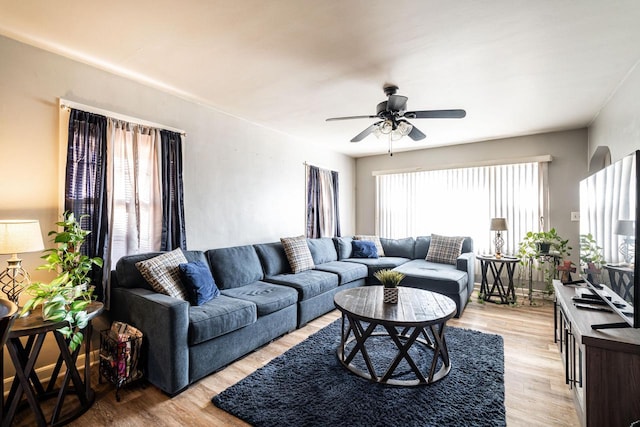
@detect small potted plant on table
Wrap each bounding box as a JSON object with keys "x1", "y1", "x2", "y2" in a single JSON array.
[{"x1": 374, "y1": 269, "x2": 405, "y2": 303}]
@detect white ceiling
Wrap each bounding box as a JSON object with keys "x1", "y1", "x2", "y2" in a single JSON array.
[{"x1": 2, "y1": 1, "x2": 640, "y2": 157}]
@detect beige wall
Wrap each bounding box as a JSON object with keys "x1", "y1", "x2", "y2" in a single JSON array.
[
  {"x1": 589, "y1": 62, "x2": 640, "y2": 164},
  {"x1": 355, "y1": 129, "x2": 589, "y2": 267},
  {"x1": 0, "y1": 35, "x2": 355, "y2": 376}
]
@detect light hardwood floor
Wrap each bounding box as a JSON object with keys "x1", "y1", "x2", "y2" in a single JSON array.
[{"x1": 14, "y1": 288, "x2": 580, "y2": 426}]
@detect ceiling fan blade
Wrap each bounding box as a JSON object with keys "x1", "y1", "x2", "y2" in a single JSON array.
[
  {"x1": 387, "y1": 95, "x2": 408, "y2": 112},
  {"x1": 407, "y1": 124, "x2": 426, "y2": 141},
  {"x1": 405, "y1": 109, "x2": 466, "y2": 119},
  {"x1": 326, "y1": 115, "x2": 377, "y2": 121},
  {"x1": 351, "y1": 121, "x2": 382, "y2": 142}
]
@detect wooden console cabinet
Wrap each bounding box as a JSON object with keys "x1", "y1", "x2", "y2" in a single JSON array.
[{"x1": 553, "y1": 280, "x2": 640, "y2": 426}]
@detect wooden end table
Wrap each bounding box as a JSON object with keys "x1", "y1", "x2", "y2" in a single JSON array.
[
  {"x1": 333, "y1": 286, "x2": 456, "y2": 386},
  {"x1": 2, "y1": 301, "x2": 103, "y2": 427},
  {"x1": 478, "y1": 255, "x2": 519, "y2": 304}
]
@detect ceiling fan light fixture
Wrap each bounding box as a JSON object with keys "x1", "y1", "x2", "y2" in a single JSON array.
[
  {"x1": 396, "y1": 120, "x2": 413, "y2": 136},
  {"x1": 374, "y1": 120, "x2": 393, "y2": 138}
]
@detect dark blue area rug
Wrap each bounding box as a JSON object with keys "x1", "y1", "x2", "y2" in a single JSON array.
[{"x1": 212, "y1": 320, "x2": 505, "y2": 427}]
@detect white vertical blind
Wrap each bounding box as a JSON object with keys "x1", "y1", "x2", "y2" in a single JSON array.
[{"x1": 376, "y1": 162, "x2": 545, "y2": 255}]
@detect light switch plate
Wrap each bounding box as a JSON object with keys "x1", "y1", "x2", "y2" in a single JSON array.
[{"x1": 571, "y1": 211, "x2": 580, "y2": 221}]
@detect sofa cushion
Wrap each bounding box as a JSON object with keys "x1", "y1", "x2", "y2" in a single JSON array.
[
  {"x1": 393, "y1": 259, "x2": 468, "y2": 294},
  {"x1": 334, "y1": 237, "x2": 353, "y2": 260},
  {"x1": 254, "y1": 242, "x2": 290, "y2": 276},
  {"x1": 354, "y1": 235, "x2": 385, "y2": 256},
  {"x1": 220, "y1": 281, "x2": 298, "y2": 316},
  {"x1": 206, "y1": 245, "x2": 264, "y2": 290},
  {"x1": 351, "y1": 240, "x2": 378, "y2": 258},
  {"x1": 426, "y1": 234, "x2": 465, "y2": 265},
  {"x1": 265, "y1": 270, "x2": 339, "y2": 301},
  {"x1": 313, "y1": 261, "x2": 368, "y2": 285},
  {"x1": 188, "y1": 295, "x2": 256, "y2": 345},
  {"x1": 343, "y1": 257, "x2": 410, "y2": 277},
  {"x1": 178, "y1": 261, "x2": 220, "y2": 306},
  {"x1": 135, "y1": 248, "x2": 189, "y2": 300},
  {"x1": 281, "y1": 235, "x2": 315, "y2": 273},
  {"x1": 307, "y1": 238, "x2": 338, "y2": 264},
  {"x1": 380, "y1": 237, "x2": 415, "y2": 259}
]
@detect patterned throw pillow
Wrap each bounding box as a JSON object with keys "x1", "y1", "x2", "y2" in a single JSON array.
[
  {"x1": 135, "y1": 248, "x2": 189, "y2": 300},
  {"x1": 354, "y1": 235, "x2": 385, "y2": 257},
  {"x1": 281, "y1": 235, "x2": 315, "y2": 273},
  {"x1": 426, "y1": 234, "x2": 465, "y2": 265}
]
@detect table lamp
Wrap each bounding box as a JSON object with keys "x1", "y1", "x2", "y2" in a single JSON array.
[
  {"x1": 614, "y1": 219, "x2": 635, "y2": 265},
  {"x1": 490, "y1": 218, "x2": 509, "y2": 258},
  {"x1": 0, "y1": 220, "x2": 45, "y2": 305}
]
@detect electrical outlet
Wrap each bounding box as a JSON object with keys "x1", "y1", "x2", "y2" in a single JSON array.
[{"x1": 571, "y1": 211, "x2": 580, "y2": 221}]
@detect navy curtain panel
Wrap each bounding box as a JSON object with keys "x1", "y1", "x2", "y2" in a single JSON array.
[
  {"x1": 160, "y1": 130, "x2": 187, "y2": 250},
  {"x1": 306, "y1": 164, "x2": 341, "y2": 238},
  {"x1": 331, "y1": 170, "x2": 341, "y2": 237},
  {"x1": 306, "y1": 165, "x2": 321, "y2": 238},
  {"x1": 65, "y1": 109, "x2": 109, "y2": 301}
]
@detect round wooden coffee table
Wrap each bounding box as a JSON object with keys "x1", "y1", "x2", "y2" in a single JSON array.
[{"x1": 334, "y1": 286, "x2": 456, "y2": 386}]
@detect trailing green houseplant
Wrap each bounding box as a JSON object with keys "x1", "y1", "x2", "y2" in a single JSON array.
[
  {"x1": 516, "y1": 228, "x2": 571, "y2": 296},
  {"x1": 21, "y1": 211, "x2": 103, "y2": 351}
]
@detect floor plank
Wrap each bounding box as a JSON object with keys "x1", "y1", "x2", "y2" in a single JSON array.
[{"x1": 10, "y1": 289, "x2": 579, "y2": 426}]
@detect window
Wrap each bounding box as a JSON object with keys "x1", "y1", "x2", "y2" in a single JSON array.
[{"x1": 376, "y1": 161, "x2": 547, "y2": 255}]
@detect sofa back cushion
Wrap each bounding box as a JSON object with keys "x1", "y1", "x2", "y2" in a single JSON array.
[
  {"x1": 307, "y1": 238, "x2": 338, "y2": 265},
  {"x1": 114, "y1": 250, "x2": 206, "y2": 290},
  {"x1": 380, "y1": 237, "x2": 415, "y2": 259},
  {"x1": 415, "y1": 236, "x2": 474, "y2": 259},
  {"x1": 254, "y1": 242, "x2": 291, "y2": 276},
  {"x1": 206, "y1": 245, "x2": 264, "y2": 289},
  {"x1": 334, "y1": 237, "x2": 353, "y2": 260}
]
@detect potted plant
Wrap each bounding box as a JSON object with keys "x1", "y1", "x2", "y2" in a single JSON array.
[
  {"x1": 516, "y1": 228, "x2": 571, "y2": 296},
  {"x1": 374, "y1": 269, "x2": 405, "y2": 303},
  {"x1": 21, "y1": 211, "x2": 103, "y2": 351}
]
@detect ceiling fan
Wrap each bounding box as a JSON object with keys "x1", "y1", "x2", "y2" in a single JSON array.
[{"x1": 326, "y1": 84, "x2": 466, "y2": 144}]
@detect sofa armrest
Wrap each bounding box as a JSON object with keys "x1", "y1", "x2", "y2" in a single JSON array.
[
  {"x1": 456, "y1": 252, "x2": 476, "y2": 297},
  {"x1": 111, "y1": 287, "x2": 190, "y2": 395}
]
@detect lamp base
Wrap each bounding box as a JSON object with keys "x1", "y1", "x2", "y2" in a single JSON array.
[{"x1": 0, "y1": 256, "x2": 30, "y2": 307}]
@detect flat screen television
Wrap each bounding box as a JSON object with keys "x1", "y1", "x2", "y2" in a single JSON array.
[{"x1": 579, "y1": 150, "x2": 639, "y2": 329}]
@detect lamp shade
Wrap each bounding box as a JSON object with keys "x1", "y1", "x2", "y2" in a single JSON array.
[
  {"x1": 614, "y1": 219, "x2": 635, "y2": 236},
  {"x1": 490, "y1": 218, "x2": 509, "y2": 231},
  {"x1": 0, "y1": 220, "x2": 45, "y2": 255}
]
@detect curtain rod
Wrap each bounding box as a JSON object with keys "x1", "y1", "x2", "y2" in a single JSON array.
[{"x1": 59, "y1": 98, "x2": 187, "y2": 136}]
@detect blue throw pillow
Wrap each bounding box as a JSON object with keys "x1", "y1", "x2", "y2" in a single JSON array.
[
  {"x1": 351, "y1": 240, "x2": 378, "y2": 258},
  {"x1": 178, "y1": 261, "x2": 220, "y2": 306}
]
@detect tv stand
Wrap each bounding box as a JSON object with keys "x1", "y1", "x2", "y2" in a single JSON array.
[{"x1": 553, "y1": 280, "x2": 640, "y2": 426}]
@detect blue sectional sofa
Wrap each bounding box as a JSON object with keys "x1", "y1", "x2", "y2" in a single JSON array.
[{"x1": 110, "y1": 235, "x2": 474, "y2": 396}]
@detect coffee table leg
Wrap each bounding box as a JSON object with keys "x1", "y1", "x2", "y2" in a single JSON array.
[{"x1": 381, "y1": 325, "x2": 427, "y2": 383}]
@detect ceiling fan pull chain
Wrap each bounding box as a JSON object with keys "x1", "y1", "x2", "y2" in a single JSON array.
[{"x1": 388, "y1": 133, "x2": 393, "y2": 156}]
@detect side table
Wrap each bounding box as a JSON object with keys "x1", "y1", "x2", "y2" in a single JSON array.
[
  {"x1": 478, "y1": 255, "x2": 519, "y2": 304},
  {"x1": 2, "y1": 301, "x2": 103, "y2": 427}
]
